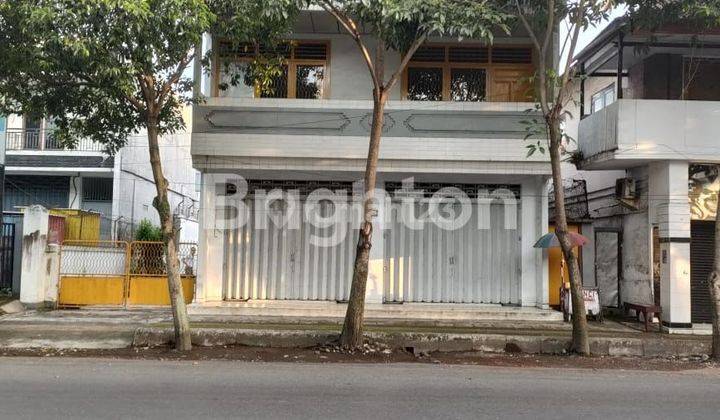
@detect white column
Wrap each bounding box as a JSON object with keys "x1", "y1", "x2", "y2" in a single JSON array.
[
  {"x1": 649, "y1": 161, "x2": 691, "y2": 329},
  {"x1": 537, "y1": 177, "x2": 551, "y2": 309},
  {"x1": 365, "y1": 178, "x2": 385, "y2": 304},
  {"x1": 195, "y1": 173, "x2": 225, "y2": 303},
  {"x1": 520, "y1": 177, "x2": 538, "y2": 307}
]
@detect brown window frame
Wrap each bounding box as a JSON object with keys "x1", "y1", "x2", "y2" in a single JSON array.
[
  {"x1": 401, "y1": 44, "x2": 535, "y2": 102},
  {"x1": 213, "y1": 39, "x2": 331, "y2": 99}
]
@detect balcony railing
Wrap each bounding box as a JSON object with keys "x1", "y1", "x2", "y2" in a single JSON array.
[
  {"x1": 5, "y1": 128, "x2": 105, "y2": 152},
  {"x1": 578, "y1": 99, "x2": 720, "y2": 164}
]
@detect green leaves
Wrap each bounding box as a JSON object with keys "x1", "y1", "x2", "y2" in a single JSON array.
[
  {"x1": 317, "y1": 0, "x2": 510, "y2": 54},
  {"x1": 0, "y1": 0, "x2": 296, "y2": 152},
  {"x1": 626, "y1": 0, "x2": 720, "y2": 30},
  {"x1": 0, "y1": 0, "x2": 215, "y2": 151}
]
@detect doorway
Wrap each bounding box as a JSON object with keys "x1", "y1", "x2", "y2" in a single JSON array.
[{"x1": 594, "y1": 229, "x2": 621, "y2": 307}]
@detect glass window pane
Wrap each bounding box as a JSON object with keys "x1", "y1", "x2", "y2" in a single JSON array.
[
  {"x1": 450, "y1": 68, "x2": 486, "y2": 101},
  {"x1": 218, "y1": 61, "x2": 255, "y2": 98},
  {"x1": 604, "y1": 88, "x2": 615, "y2": 105},
  {"x1": 296, "y1": 65, "x2": 324, "y2": 99},
  {"x1": 259, "y1": 66, "x2": 289, "y2": 98},
  {"x1": 407, "y1": 67, "x2": 443, "y2": 101}
]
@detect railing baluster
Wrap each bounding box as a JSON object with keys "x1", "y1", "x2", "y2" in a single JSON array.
[{"x1": 4, "y1": 128, "x2": 104, "y2": 152}]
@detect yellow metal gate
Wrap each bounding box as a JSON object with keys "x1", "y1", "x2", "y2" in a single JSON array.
[{"x1": 58, "y1": 240, "x2": 196, "y2": 307}]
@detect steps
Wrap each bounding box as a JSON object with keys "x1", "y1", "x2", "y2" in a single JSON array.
[{"x1": 189, "y1": 301, "x2": 564, "y2": 324}]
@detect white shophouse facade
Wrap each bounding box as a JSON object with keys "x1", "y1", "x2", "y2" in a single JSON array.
[{"x1": 192, "y1": 11, "x2": 555, "y2": 310}]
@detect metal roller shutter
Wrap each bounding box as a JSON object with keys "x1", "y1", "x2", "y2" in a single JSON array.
[
  {"x1": 690, "y1": 221, "x2": 713, "y2": 324},
  {"x1": 384, "y1": 201, "x2": 520, "y2": 304},
  {"x1": 223, "y1": 196, "x2": 357, "y2": 301}
]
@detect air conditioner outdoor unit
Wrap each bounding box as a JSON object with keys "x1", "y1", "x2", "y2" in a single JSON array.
[{"x1": 615, "y1": 178, "x2": 637, "y2": 209}]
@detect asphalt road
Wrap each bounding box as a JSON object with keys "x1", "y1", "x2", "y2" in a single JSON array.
[{"x1": 0, "y1": 358, "x2": 719, "y2": 420}]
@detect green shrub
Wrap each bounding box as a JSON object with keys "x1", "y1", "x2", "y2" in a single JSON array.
[{"x1": 134, "y1": 219, "x2": 163, "y2": 242}]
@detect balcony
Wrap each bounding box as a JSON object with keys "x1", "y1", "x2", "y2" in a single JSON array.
[
  {"x1": 191, "y1": 98, "x2": 549, "y2": 171},
  {"x1": 578, "y1": 99, "x2": 720, "y2": 169},
  {"x1": 5, "y1": 128, "x2": 105, "y2": 152}
]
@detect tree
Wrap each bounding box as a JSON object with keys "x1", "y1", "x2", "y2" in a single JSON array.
[
  {"x1": 625, "y1": 0, "x2": 720, "y2": 359},
  {"x1": 0, "y1": 0, "x2": 297, "y2": 350},
  {"x1": 514, "y1": 0, "x2": 616, "y2": 355},
  {"x1": 308, "y1": 0, "x2": 509, "y2": 348}
]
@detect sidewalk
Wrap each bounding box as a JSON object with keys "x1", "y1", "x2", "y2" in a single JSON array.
[{"x1": 0, "y1": 308, "x2": 711, "y2": 357}]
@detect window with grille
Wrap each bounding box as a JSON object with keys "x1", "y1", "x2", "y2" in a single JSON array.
[
  {"x1": 404, "y1": 45, "x2": 533, "y2": 102},
  {"x1": 407, "y1": 67, "x2": 443, "y2": 101},
  {"x1": 216, "y1": 40, "x2": 328, "y2": 99},
  {"x1": 82, "y1": 177, "x2": 113, "y2": 202}
]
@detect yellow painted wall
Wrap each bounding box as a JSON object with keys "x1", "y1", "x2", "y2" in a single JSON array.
[
  {"x1": 548, "y1": 224, "x2": 580, "y2": 306},
  {"x1": 51, "y1": 209, "x2": 101, "y2": 241},
  {"x1": 58, "y1": 276, "x2": 126, "y2": 306},
  {"x1": 127, "y1": 276, "x2": 195, "y2": 306}
]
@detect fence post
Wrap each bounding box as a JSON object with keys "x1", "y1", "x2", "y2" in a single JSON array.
[
  {"x1": 19, "y1": 205, "x2": 51, "y2": 307},
  {"x1": 124, "y1": 241, "x2": 131, "y2": 307}
]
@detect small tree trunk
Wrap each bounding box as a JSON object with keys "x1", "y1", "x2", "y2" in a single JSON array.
[
  {"x1": 548, "y1": 120, "x2": 590, "y2": 355},
  {"x1": 710, "y1": 169, "x2": 720, "y2": 359},
  {"x1": 147, "y1": 118, "x2": 192, "y2": 351},
  {"x1": 340, "y1": 93, "x2": 387, "y2": 348}
]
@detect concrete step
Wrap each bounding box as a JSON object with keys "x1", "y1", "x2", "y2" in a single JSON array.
[{"x1": 189, "y1": 301, "x2": 564, "y2": 323}]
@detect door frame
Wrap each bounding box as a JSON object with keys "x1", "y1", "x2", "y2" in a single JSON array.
[{"x1": 594, "y1": 227, "x2": 623, "y2": 308}]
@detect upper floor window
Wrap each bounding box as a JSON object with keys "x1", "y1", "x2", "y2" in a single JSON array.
[
  {"x1": 591, "y1": 84, "x2": 615, "y2": 113},
  {"x1": 403, "y1": 45, "x2": 534, "y2": 102},
  {"x1": 215, "y1": 40, "x2": 328, "y2": 99}
]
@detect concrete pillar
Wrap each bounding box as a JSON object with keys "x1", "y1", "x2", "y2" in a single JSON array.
[
  {"x1": 19, "y1": 205, "x2": 50, "y2": 306},
  {"x1": 528, "y1": 177, "x2": 551, "y2": 309},
  {"x1": 520, "y1": 177, "x2": 542, "y2": 307},
  {"x1": 195, "y1": 173, "x2": 225, "y2": 303},
  {"x1": 649, "y1": 161, "x2": 691, "y2": 330},
  {"x1": 365, "y1": 178, "x2": 385, "y2": 304}
]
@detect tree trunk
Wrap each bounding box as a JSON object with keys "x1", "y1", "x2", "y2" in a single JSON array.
[
  {"x1": 340, "y1": 93, "x2": 387, "y2": 348},
  {"x1": 548, "y1": 119, "x2": 590, "y2": 355},
  {"x1": 147, "y1": 118, "x2": 192, "y2": 351},
  {"x1": 710, "y1": 168, "x2": 720, "y2": 359}
]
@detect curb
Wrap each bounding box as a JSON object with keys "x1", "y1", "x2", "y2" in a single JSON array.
[{"x1": 131, "y1": 327, "x2": 711, "y2": 357}]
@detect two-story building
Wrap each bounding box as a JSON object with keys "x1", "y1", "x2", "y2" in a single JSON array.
[
  {"x1": 1, "y1": 111, "x2": 200, "y2": 241},
  {"x1": 572, "y1": 18, "x2": 720, "y2": 332},
  {"x1": 191, "y1": 10, "x2": 559, "y2": 318}
]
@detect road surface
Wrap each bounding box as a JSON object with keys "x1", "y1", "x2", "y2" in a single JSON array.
[{"x1": 0, "y1": 358, "x2": 718, "y2": 419}]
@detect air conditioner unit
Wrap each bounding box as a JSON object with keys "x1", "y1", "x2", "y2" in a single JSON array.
[
  {"x1": 615, "y1": 178, "x2": 636, "y2": 200},
  {"x1": 615, "y1": 178, "x2": 637, "y2": 209}
]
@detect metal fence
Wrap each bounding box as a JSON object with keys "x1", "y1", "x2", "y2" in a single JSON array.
[
  {"x1": 0, "y1": 223, "x2": 15, "y2": 290},
  {"x1": 58, "y1": 240, "x2": 197, "y2": 307},
  {"x1": 130, "y1": 242, "x2": 197, "y2": 276}
]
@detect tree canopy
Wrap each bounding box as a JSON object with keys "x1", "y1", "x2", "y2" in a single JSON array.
[{"x1": 0, "y1": 0, "x2": 298, "y2": 152}]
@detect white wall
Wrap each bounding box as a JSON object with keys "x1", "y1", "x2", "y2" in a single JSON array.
[{"x1": 112, "y1": 117, "x2": 200, "y2": 241}]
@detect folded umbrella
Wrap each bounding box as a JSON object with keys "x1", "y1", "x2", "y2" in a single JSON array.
[{"x1": 533, "y1": 232, "x2": 589, "y2": 248}]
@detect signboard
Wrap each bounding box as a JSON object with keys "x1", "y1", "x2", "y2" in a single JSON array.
[{"x1": 561, "y1": 287, "x2": 602, "y2": 321}]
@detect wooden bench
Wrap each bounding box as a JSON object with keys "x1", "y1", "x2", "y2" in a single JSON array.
[{"x1": 624, "y1": 302, "x2": 662, "y2": 332}]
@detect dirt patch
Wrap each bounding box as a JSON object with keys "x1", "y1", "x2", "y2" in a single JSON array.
[{"x1": 0, "y1": 345, "x2": 715, "y2": 371}]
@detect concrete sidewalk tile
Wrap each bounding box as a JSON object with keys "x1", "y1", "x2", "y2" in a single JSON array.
[
  {"x1": 674, "y1": 339, "x2": 711, "y2": 357},
  {"x1": 471, "y1": 334, "x2": 507, "y2": 353},
  {"x1": 642, "y1": 339, "x2": 677, "y2": 357},
  {"x1": 540, "y1": 337, "x2": 572, "y2": 355},
  {"x1": 505, "y1": 336, "x2": 542, "y2": 354},
  {"x1": 607, "y1": 338, "x2": 643, "y2": 357},
  {"x1": 588, "y1": 338, "x2": 610, "y2": 356}
]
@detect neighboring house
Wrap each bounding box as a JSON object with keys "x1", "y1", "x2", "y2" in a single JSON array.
[
  {"x1": 568, "y1": 17, "x2": 720, "y2": 332},
  {"x1": 1, "y1": 108, "x2": 200, "y2": 242},
  {"x1": 192, "y1": 10, "x2": 555, "y2": 309}
]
